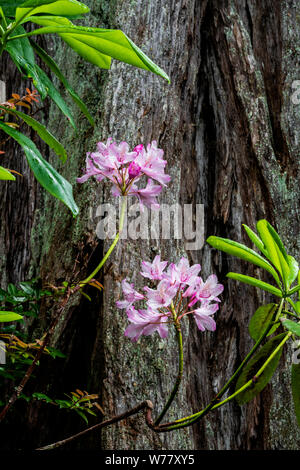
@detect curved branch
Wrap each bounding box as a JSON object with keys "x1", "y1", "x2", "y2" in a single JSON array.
[{"x1": 36, "y1": 400, "x2": 154, "y2": 450}]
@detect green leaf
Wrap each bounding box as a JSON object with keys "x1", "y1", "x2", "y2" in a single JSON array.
[
  {"x1": 242, "y1": 224, "x2": 268, "y2": 257},
  {"x1": 288, "y1": 284, "x2": 300, "y2": 297},
  {"x1": 207, "y1": 235, "x2": 282, "y2": 288},
  {"x1": 235, "y1": 333, "x2": 286, "y2": 405},
  {"x1": 227, "y1": 273, "x2": 283, "y2": 297},
  {"x1": 0, "y1": 121, "x2": 79, "y2": 216},
  {"x1": 0, "y1": 1, "x2": 25, "y2": 17},
  {"x1": 0, "y1": 166, "x2": 16, "y2": 180},
  {"x1": 16, "y1": 0, "x2": 89, "y2": 21},
  {"x1": 34, "y1": 65, "x2": 76, "y2": 129},
  {"x1": 287, "y1": 255, "x2": 299, "y2": 287},
  {"x1": 75, "y1": 408, "x2": 88, "y2": 424},
  {"x1": 5, "y1": 26, "x2": 48, "y2": 99},
  {"x1": 292, "y1": 363, "x2": 300, "y2": 427},
  {"x1": 10, "y1": 21, "x2": 170, "y2": 82},
  {"x1": 256, "y1": 220, "x2": 290, "y2": 289},
  {"x1": 295, "y1": 302, "x2": 300, "y2": 315},
  {"x1": 249, "y1": 303, "x2": 279, "y2": 342},
  {"x1": 32, "y1": 392, "x2": 53, "y2": 403},
  {"x1": 281, "y1": 319, "x2": 300, "y2": 337},
  {"x1": 20, "y1": 0, "x2": 58, "y2": 4},
  {"x1": 0, "y1": 106, "x2": 67, "y2": 162},
  {"x1": 0, "y1": 311, "x2": 23, "y2": 321},
  {"x1": 47, "y1": 346, "x2": 66, "y2": 358},
  {"x1": 30, "y1": 40, "x2": 94, "y2": 125},
  {"x1": 55, "y1": 399, "x2": 71, "y2": 408},
  {"x1": 266, "y1": 221, "x2": 289, "y2": 262}
]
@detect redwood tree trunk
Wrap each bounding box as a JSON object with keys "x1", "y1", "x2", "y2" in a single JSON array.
[{"x1": 1, "y1": 0, "x2": 299, "y2": 450}]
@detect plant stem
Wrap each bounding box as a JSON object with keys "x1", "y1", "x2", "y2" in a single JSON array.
[
  {"x1": 158, "y1": 300, "x2": 284, "y2": 430},
  {"x1": 159, "y1": 330, "x2": 291, "y2": 432},
  {"x1": 154, "y1": 302, "x2": 183, "y2": 425},
  {"x1": 80, "y1": 196, "x2": 127, "y2": 287}
]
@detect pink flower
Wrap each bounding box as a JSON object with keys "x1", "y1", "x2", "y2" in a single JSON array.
[
  {"x1": 144, "y1": 279, "x2": 177, "y2": 309},
  {"x1": 116, "y1": 256, "x2": 224, "y2": 342},
  {"x1": 128, "y1": 161, "x2": 142, "y2": 179},
  {"x1": 140, "y1": 255, "x2": 168, "y2": 280},
  {"x1": 133, "y1": 179, "x2": 162, "y2": 210},
  {"x1": 187, "y1": 274, "x2": 224, "y2": 306},
  {"x1": 124, "y1": 306, "x2": 169, "y2": 341},
  {"x1": 76, "y1": 153, "x2": 104, "y2": 183},
  {"x1": 77, "y1": 138, "x2": 170, "y2": 211},
  {"x1": 163, "y1": 258, "x2": 201, "y2": 287},
  {"x1": 135, "y1": 141, "x2": 171, "y2": 186},
  {"x1": 116, "y1": 279, "x2": 144, "y2": 309},
  {"x1": 108, "y1": 141, "x2": 136, "y2": 165},
  {"x1": 162, "y1": 263, "x2": 180, "y2": 286},
  {"x1": 193, "y1": 302, "x2": 219, "y2": 332}
]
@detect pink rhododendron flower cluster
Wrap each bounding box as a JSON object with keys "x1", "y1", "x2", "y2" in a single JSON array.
[
  {"x1": 116, "y1": 256, "x2": 224, "y2": 341},
  {"x1": 77, "y1": 138, "x2": 171, "y2": 210}
]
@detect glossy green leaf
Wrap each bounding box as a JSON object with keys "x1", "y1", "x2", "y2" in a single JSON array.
[
  {"x1": 256, "y1": 220, "x2": 290, "y2": 288},
  {"x1": 235, "y1": 333, "x2": 286, "y2": 405},
  {"x1": 0, "y1": 166, "x2": 16, "y2": 180},
  {"x1": 10, "y1": 21, "x2": 170, "y2": 82},
  {"x1": 227, "y1": 273, "x2": 283, "y2": 297},
  {"x1": 15, "y1": 0, "x2": 89, "y2": 21},
  {"x1": 287, "y1": 255, "x2": 299, "y2": 287},
  {"x1": 0, "y1": 311, "x2": 23, "y2": 321},
  {"x1": 292, "y1": 363, "x2": 300, "y2": 427},
  {"x1": 242, "y1": 224, "x2": 268, "y2": 257},
  {"x1": 34, "y1": 65, "x2": 76, "y2": 129},
  {"x1": 288, "y1": 284, "x2": 300, "y2": 297},
  {"x1": 30, "y1": 40, "x2": 94, "y2": 125},
  {"x1": 206, "y1": 235, "x2": 281, "y2": 287},
  {"x1": 281, "y1": 319, "x2": 300, "y2": 337},
  {"x1": 0, "y1": 121, "x2": 79, "y2": 216},
  {"x1": 249, "y1": 303, "x2": 278, "y2": 342},
  {"x1": 19, "y1": 0, "x2": 57, "y2": 4},
  {"x1": 4, "y1": 26, "x2": 48, "y2": 99},
  {"x1": 266, "y1": 221, "x2": 289, "y2": 262},
  {"x1": 295, "y1": 302, "x2": 300, "y2": 315},
  {"x1": 0, "y1": 106, "x2": 67, "y2": 162}
]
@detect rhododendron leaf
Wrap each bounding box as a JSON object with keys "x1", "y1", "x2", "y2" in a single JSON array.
[
  {"x1": 25, "y1": 15, "x2": 109, "y2": 69},
  {"x1": 235, "y1": 333, "x2": 285, "y2": 405},
  {"x1": 0, "y1": 105, "x2": 67, "y2": 162},
  {"x1": 0, "y1": 311, "x2": 23, "y2": 321},
  {"x1": 249, "y1": 303, "x2": 279, "y2": 341},
  {"x1": 226, "y1": 273, "x2": 282, "y2": 297},
  {"x1": 206, "y1": 235, "x2": 281, "y2": 288},
  {"x1": 266, "y1": 221, "x2": 289, "y2": 262},
  {"x1": 30, "y1": 40, "x2": 94, "y2": 125},
  {"x1": 242, "y1": 224, "x2": 268, "y2": 257},
  {"x1": 281, "y1": 319, "x2": 300, "y2": 337},
  {"x1": 256, "y1": 220, "x2": 290, "y2": 289},
  {"x1": 34, "y1": 64, "x2": 76, "y2": 128},
  {"x1": 0, "y1": 121, "x2": 79, "y2": 216},
  {"x1": 287, "y1": 255, "x2": 299, "y2": 287},
  {"x1": 11, "y1": 21, "x2": 170, "y2": 82},
  {"x1": 15, "y1": 0, "x2": 89, "y2": 21},
  {"x1": 4, "y1": 26, "x2": 48, "y2": 99},
  {"x1": 0, "y1": 166, "x2": 16, "y2": 180},
  {"x1": 292, "y1": 363, "x2": 300, "y2": 427},
  {"x1": 288, "y1": 284, "x2": 300, "y2": 297}
]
